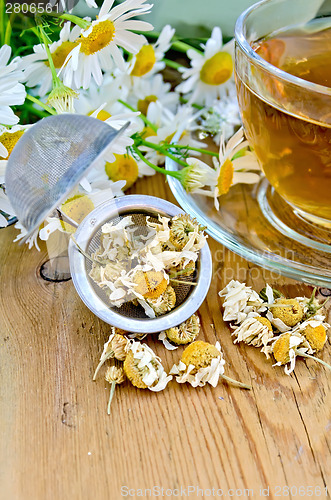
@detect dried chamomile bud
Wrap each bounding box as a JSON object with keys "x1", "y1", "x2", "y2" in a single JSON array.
[
  {"x1": 219, "y1": 280, "x2": 265, "y2": 324},
  {"x1": 93, "y1": 329, "x2": 130, "y2": 380},
  {"x1": 166, "y1": 314, "x2": 200, "y2": 345},
  {"x1": 170, "y1": 340, "x2": 251, "y2": 389},
  {"x1": 146, "y1": 285, "x2": 176, "y2": 316},
  {"x1": 169, "y1": 214, "x2": 205, "y2": 251},
  {"x1": 105, "y1": 365, "x2": 126, "y2": 414},
  {"x1": 271, "y1": 331, "x2": 331, "y2": 375},
  {"x1": 231, "y1": 316, "x2": 274, "y2": 348},
  {"x1": 159, "y1": 314, "x2": 200, "y2": 350},
  {"x1": 123, "y1": 341, "x2": 172, "y2": 391},
  {"x1": 269, "y1": 298, "x2": 304, "y2": 327}
]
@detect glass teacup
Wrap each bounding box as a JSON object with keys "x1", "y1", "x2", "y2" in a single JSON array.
[{"x1": 234, "y1": 0, "x2": 331, "y2": 228}]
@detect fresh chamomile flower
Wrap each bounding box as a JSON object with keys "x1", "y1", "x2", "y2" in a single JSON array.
[
  {"x1": 13, "y1": 221, "x2": 41, "y2": 251},
  {"x1": 123, "y1": 340, "x2": 172, "y2": 391},
  {"x1": 0, "y1": 124, "x2": 31, "y2": 183},
  {"x1": 129, "y1": 24, "x2": 175, "y2": 78},
  {"x1": 182, "y1": 128, "x2": 261, "y2": 210},
  {"x1": 47, "y1": 84, "x2": 78, "y2": 114},
  {"x1": 175, "y1": 27, "x2": 234, "y2": 106},
  {"x1": 20, "y1": 22, "x2": 82, "y2": 96},
  {"x1": 105, "y1": 364, "x2": 126, "y2": 414},
  {"x1": 0, "y1": 45, "x2": 26, "y2": 125},
  {"x1": 231, "y1": 316, "x2": 274, "y2": 348},
  {"x1": 0, "y1": 188, "x2": 16, "y2": 227},
  {"x1": 93, "y1": 328, "x2": 130, "y2": 380},
  {"x1": 141, "y1": 103, "x2": 204, "y2": 165},
  {"x1": 127, "y1": 73, "x2": 179, "y2": 116},
  {"x1": 105, "y1": 151, "x2": 155, "y2": 190},
  {"x1": 170, "y1": 340, "x2": 251, "y2": 389},
  {"x1": 219, "y1": 279, "x2": 265, "y2": 324},
  {"x1": 199, "y1": 87, "x2": 241, "y2": 144},
  {"x1": 60, "y1": 0, "x2": 154, "y2": 90},
  {"x1": 159, "y1": 313, "x2": 200, "y2": 350},
  {"x1": 39, "y1": 182, "x2": 125, "y2": 241}
]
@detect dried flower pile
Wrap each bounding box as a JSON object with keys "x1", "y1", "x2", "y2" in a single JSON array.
[
  {"x1": 219, "y1": 280, "x2": 331, "y2": 375},
  {"x1": 88, "y1": 213, "x2": 206, "y2": 318},
  {"x1": 94, "y1": 311, "x2": 251, "y2": 413}
]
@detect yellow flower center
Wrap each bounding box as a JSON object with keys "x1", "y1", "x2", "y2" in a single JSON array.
[
  {"x1": 137, "y1": 94, "x2": 157, "y2": 116},
  {"x1": 131, "y1": 45, "x2": 156, "y2": 77},
  {"x1": 133, "y1": 270, "x2": 168, "y2": 299},
  {"x1": 45, "y1": 41, "x2": 78, "y2": 68},
  {"x1": 273, "y1": 333, "x2": 291, "y2": 365},
  {"x1": 217, "y1": 158, "x2": 234, "y2": 196},
  {"x1": 0, "y1": 130, "x2": 24, "y2": 160},
  {"x1": 60, "y1": 194, "x2": 94, "y2": 233},
  {"x1": 141, "y1": 126, "x2": 157, "y2": 139},
  {"x1": 88, "y1": 109, "x2": 112, "y2": 121},
  {"x1": 80, "y1": 20, "x2": 115, "y2": 56},
  {"x1": 105, "y1": 154, "x2": 139, "y2": 190},
  {"x1": 200, "y1": 51, "x2": 233, "y2": 85}
]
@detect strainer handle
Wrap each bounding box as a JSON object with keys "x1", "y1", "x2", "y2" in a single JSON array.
[{"x1": 57, "y1": 208, "x2": 79, "y2": 229}]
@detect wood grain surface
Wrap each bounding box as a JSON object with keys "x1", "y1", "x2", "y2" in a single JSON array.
[{"x1": 0, "y1": 175, "x2": 330, "y2": 500}]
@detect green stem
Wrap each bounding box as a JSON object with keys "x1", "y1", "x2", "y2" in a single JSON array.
[
  {"x1": 162, "y1": 58, "x2": 183, "y2": 70},
  {"x1": 138, "y1": 139, "x2": 190, "y2": 168},
  {"x1": 59, "y1": 13, "x2": 90, "y2": 29},
  {"x1": 4, "y1": 12, "x2": 12, "y2": 45},
  {"x1": 107, "y1": 382, "x2": 116, "y2": 414},
  {"x1": 0, "y1": 0, "x2": 3, "y2": 46},
  {"x1": 162, "y1": 142, "x2": 219, "y2": 157},
  {"x1": 131, "y1": 145, "x2": 183, "y2": 181},
  {"x1": 21, "y1": 102, "x2": 50, "y2": 119},
  {"x1": 221, "y1": 374, "x2": 251, "y2": 390},
  {"x1": 118, "y1": 99, "x2": 157, "y2": 132},
  {"x1": 36, "y1": 19, "x2": 59, "y2": 88},
  {"x1": 298, "y1": 351, "x2": 331, "y2": 371},
  {"x1": 171, "y1": 38, "x2": 203, "y2": 54},
  {"x1": 25, "y1": 94, "x2": 56, "y2": 115}
]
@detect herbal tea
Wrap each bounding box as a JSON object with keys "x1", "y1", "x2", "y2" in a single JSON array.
[{"x1": 236, "y1": 20, "x2": 331, "y2": 221}]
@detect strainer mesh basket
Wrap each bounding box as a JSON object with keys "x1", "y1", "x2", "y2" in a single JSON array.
[
  {"x1": 85, "y1": 211, "x2": 196, "y2": 320},
  {"x1": 5, "y1": 114, "x2": 126, "y2": 238}
]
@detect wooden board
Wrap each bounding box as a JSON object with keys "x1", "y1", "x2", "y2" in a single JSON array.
[{"x1": 0, "y1": 174, "x2": 330, "y2": 500}]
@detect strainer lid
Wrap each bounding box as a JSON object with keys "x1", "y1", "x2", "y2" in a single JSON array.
[
  {"x1": 68, "y1": 195, "x2": 212, "y2": 334},
  {"x1": 5, "y1": 114, "x2": 128, "y2": 240}
]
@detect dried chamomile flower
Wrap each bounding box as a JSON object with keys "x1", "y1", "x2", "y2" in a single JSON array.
[
  {"x1": 105, "y1": 365, "x2": 126, "y2": 414},
  {"x1": 298, "y1": 287, "x2": 330, "y2": 320},
  {"x1": 269, "y1": 298, "x2": 304, "y2": 328},
  {"x1": 146, "y1": 285, "x2": 176, "y2": 316},
  {"x1": 169, "y1": 214, "x2": 206, "y2": 251},
  {"x1": 219, "y1": 280, "x2": 265, "y2": 324},
  {"x1": 132, "y1": 269, "x2": 168, "y2": 299},
  {"x1": 231, "y1": 316, "x2": 274, "y2": 348},
  {"x1": 303, "y1": 324, "x2": 327, "y2": 351},
  {"x1": 159, "y1": 313, "x2": 200, "y2": 349},
  {"x1": 170, "y1": 340, "x2": 251, "y2": 389},
  {"x1": 123, "y1": 341, "x2": 172, "y2": 391},
  {"x1": 271, "y1": 331, "x2": 331, "y2": 375},
  {"x1": 167, "y1": 258, "x2": 196, "y2": 278},
  {"x1": 93, "y1": 329, "x2": 130, "y2": 380}
]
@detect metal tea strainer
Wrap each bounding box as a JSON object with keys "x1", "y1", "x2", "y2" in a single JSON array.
[
  {"x1": 5, "y1": 114, "x2": 128, "y2": 241},
  {"x1": 68, "y1": 195, "x2": 212, "y2": 334}
]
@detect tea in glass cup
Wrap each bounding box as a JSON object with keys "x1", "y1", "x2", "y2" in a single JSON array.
[{"x1": 235, "y1": 0, "x2": 331, "y2": 227}]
